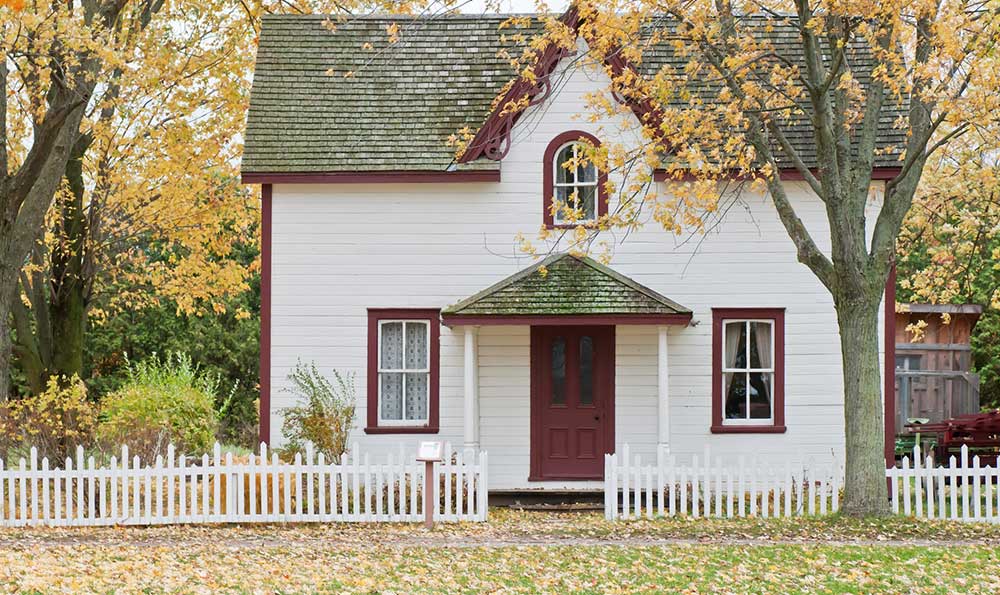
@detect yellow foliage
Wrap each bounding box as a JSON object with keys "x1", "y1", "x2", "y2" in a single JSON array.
[
  {"x1": 463, "y1": 0, "x2": 999, "y2": 275},
  {"x1": 0, "y1": 376, "x2": 97, "y2": 461}
]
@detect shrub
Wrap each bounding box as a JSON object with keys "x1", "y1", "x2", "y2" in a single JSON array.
[
  {"x1": 0, "y1": 375, "x2": 96, "y2": 461},
  {"x1": 98, "y1": 352, "x2": 219, "y2": 459},
  {"x1": 281, "y1": 361, "x2": 356, "y2": 461}
]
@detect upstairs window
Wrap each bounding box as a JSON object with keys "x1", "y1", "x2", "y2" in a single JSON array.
[
  {"x1": 711, "y1": 308, "x2": 786, "y2": 433},
  {"x1": 542, "y1": 131, "x2": 608, "y2": 228},
  {"x1": 552, "y1": 142, "x2": 599, "y2": 224}
]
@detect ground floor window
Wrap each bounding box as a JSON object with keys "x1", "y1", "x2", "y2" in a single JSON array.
[
  {"x1": 711, "y1": 308, "x2": 786, "y2": 433},
  {"x1": 366, "y1": 309, "x2": 440, "y2": 433}
]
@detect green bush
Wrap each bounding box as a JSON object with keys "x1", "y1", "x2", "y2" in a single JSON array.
[
  {"x1": 281, "y1": 361, "x2": 356, "y2": 461},
  {"x1": 98, "y1": 352, "x2": 219, "y2": 459}
]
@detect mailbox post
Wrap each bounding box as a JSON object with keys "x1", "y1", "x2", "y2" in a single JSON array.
[{"x1": 416, "y1": 441, "x2": 444, "y2": 529}]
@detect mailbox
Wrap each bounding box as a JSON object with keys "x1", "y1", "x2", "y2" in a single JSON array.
[{"x1": 416, "y1": 441, "x2": 443, "y2": 462}]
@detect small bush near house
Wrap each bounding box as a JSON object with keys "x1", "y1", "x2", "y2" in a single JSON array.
[
  {"x1": 281, "y1": 361, "x2": 356, "y2": 461},
  {"x1": 98, "y1": 352, "x2": 219, "y2": 460},
  {"x1": 0, "y1": 375, "x2": 97, "y2": 461}
]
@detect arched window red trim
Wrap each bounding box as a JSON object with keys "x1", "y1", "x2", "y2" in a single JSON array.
[{"x1": 542, "y1": 131, "x2": 609, "y2": 229}]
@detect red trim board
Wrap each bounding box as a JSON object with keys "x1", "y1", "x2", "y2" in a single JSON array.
[
  {"x1": 242, "y1": 170, "x2": 500, "y2": 185},
  {"x1": 442, "y1": 313, "x2": 693, "y2": 327},
  {"x1": 259, "y1": 184, "x2": 272, "y2": 445},
  {"x1": 884, "y1": 265, "x2": 897, "y2": 468}
]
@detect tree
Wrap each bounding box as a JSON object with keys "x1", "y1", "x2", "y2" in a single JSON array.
[
  {"x1": 898, "y1": 126, "x2": 1000, "y2": 410},
  {"x1": 1, "y1": 0, "x2": 172, "y2": 400},
  {"x1": 500, "y1": 1, "x2": 999, "y2": 515},
  {"x1": 8, "y1": 0, "x2": 255, "y2": 390},
  {"x1": 2, "y1": 0, "x2": 445, "y2": 398}
]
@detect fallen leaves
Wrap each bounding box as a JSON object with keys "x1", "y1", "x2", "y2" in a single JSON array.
[{"x1": 1, "y1": 511, "x2": 999, "y2": 593}]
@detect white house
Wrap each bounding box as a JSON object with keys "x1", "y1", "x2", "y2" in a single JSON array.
[{"x1": 241, "y1": 10, "x2": 901, "y2": 491}]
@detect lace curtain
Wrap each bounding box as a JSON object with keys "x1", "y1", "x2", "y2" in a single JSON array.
[{"x1": 379, "y1": 321, "x2": 429, "y2": 422}]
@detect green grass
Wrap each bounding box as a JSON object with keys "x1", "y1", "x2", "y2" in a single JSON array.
[{"x1": 2, "y1": 511, "x2": 1000, "y2": 593}]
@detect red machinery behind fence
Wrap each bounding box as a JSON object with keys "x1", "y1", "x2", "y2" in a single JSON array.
[{"x1": 908, "y1": 410, "x2": 1000, "y2": 466}]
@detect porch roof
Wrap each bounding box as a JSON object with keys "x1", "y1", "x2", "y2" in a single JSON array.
[{"x1": 441, "y1": 253, "x2": 692, "y2": 326}]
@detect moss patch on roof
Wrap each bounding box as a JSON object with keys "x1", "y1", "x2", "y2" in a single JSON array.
[{"x1": 443, "y1": 253, "x2": 692, "y2": 316}]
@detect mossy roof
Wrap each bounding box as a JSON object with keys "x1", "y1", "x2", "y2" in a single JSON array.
[
  {"x1": 243, "y1": 14, "x2": 907, "y2": 174},
  {"x1": 442, "y1": 253, "x2": 692, "y2": 316}
]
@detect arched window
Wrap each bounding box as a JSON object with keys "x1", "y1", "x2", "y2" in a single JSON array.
[{"x1": 542, "y1": 131, "x2": 608, "y2": 228}]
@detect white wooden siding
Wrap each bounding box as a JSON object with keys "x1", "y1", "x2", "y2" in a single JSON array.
[{"x1": 267, "y1": 49, "x2": 885, "y2": 489}]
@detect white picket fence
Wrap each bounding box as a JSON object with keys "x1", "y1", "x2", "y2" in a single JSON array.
[
  {"x1": 605, "y1": 445, "x2": 843, "y2": 519},
  {"x1": 888, "y1": 444, "x2": 1000, "y2": 523},
  {"x1": 0, "y1": 442, "x2": 487, "y2": 527}
]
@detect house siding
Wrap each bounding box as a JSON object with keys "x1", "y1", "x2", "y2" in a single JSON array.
[{"x1": 267, "y1": 50, "x2": 886, "y2": 490}]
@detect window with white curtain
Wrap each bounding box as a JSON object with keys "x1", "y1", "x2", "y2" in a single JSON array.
[
  {"x1": 378, "y1": 320, "x2": 430, "y2": 424},
  {"x1": 721, "y1": 319, "x2": 775, "y2": 423}
]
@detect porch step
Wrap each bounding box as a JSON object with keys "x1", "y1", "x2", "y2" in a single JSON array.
[{"x1": 489, "y1": 491, "x2": 604, "y2": 510}]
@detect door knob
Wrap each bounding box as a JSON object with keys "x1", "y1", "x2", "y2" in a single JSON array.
[{"x1": 594, "y1": 416, "x2": 600, "y2": 421}]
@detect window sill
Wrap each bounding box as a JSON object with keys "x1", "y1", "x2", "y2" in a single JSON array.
[
  {"x1": 364, "y1": 426, "x2": 439, "y2": 435},
  {"x1": 546, "y1": 222, "x2": 602, "y2": 230},
  {"x1": 710, "y1": 424, "x2": 786, "y2": 434}
]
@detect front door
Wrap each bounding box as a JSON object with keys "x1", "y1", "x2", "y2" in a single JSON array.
[{"x1": 530, "y1": 326, "x2": 615, "y2": 480}]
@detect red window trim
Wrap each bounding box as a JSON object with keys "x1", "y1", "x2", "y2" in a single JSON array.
[
  {"x1": 542, "y1": 131, "x2": 609, "y2": 229},
  {"x1": 710, "y1": 308, "x2": 786, "y2": 434},
  {"x1": 365, "y1": 308, "x2": 441, "y2": 434}
]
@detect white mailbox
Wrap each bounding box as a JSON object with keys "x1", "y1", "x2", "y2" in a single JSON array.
[{"x1": 416, "y1": 441, "x2": 444, "y2": 462}]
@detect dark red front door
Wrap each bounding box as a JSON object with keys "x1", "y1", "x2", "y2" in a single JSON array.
[{"x1": 530, "y1": 326, "x2": 615, "y2": 480}]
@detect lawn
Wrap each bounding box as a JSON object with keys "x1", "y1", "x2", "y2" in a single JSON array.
[{"x1": 2, "y1": 510, "x2": 999, "y2": 594}]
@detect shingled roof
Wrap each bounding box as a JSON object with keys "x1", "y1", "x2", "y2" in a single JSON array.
[
  {"x1": 441, "y1": 253, "x2": 692, "y2": 320},
  {"x1": 243, "y1": 13, "x2": 906, "y2": 175}
]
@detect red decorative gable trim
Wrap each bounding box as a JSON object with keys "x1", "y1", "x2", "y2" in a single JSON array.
[
  {"x1": 458, "y1": 7, "x2": 582, "y2": 163},
  {"x1": 458, "y1": 7, "x2": 664, "y2": 165}
]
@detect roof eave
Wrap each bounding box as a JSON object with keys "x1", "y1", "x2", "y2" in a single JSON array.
[{"x1": 441, "y1": 312, "x2": 694, "y2": 326}]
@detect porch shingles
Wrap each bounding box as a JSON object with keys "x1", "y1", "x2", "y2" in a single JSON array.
[{"x1": 442, "y1": 253, "x2": 691, "y2": 318}]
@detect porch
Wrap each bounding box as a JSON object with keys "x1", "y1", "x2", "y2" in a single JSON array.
[{"x1": 441, "y1": 253, "x2": 693, "y2": 489}]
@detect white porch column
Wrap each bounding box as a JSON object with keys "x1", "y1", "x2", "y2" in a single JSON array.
[
  {"x1": 463, "y1": 326, "x2": 480, "y2": 452},
  {"x1": 657, "y1": 326, "x2": 670, "y2": 457}
]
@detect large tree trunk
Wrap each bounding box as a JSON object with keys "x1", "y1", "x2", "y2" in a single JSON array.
[
  {"x1": 0, "y1": 228, "x2": 15, "y2": 401},
  {"x1": 49, "y1": 139, "x2": 90, "y2": 381},
  {"x1": 835, "y1": 290, "x2": 890, "y2": 516}
]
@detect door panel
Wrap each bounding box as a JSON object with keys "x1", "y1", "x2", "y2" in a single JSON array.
[{"x1": 531, "y1": 326, "x2": 615, "y2": 480}]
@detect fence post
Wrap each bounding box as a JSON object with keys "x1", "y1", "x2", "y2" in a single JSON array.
[{"x1": 604, "y1": 453, "x2": 613, "y2": 520}]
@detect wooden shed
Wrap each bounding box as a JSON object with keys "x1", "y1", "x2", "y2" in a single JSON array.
[{"x1": 895, "y1": 304, "x2": 982, "y2": 431}]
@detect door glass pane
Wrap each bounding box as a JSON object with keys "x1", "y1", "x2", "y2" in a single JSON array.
[
  {"x1": 724, "y1": 372, "x2": 746, "y2": 419},
  {"x1": 380, "y1": 372, "x2": 403, "y2": 420},
  {"x1": 551, "y1": 337, "x2": 566, "y2": 405},
  {"x1": 380, "y1": 322, "x2": 403, "y2": 369},
  {"x1": 579, "y1": 335, "x2": 594, "y2": 405},
  {"x1": 404, "y1": 321, "x2": 428, "y2": 370},
  {"x1": 748, "y1": 372, "x2": 772, "y2": 419}
]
